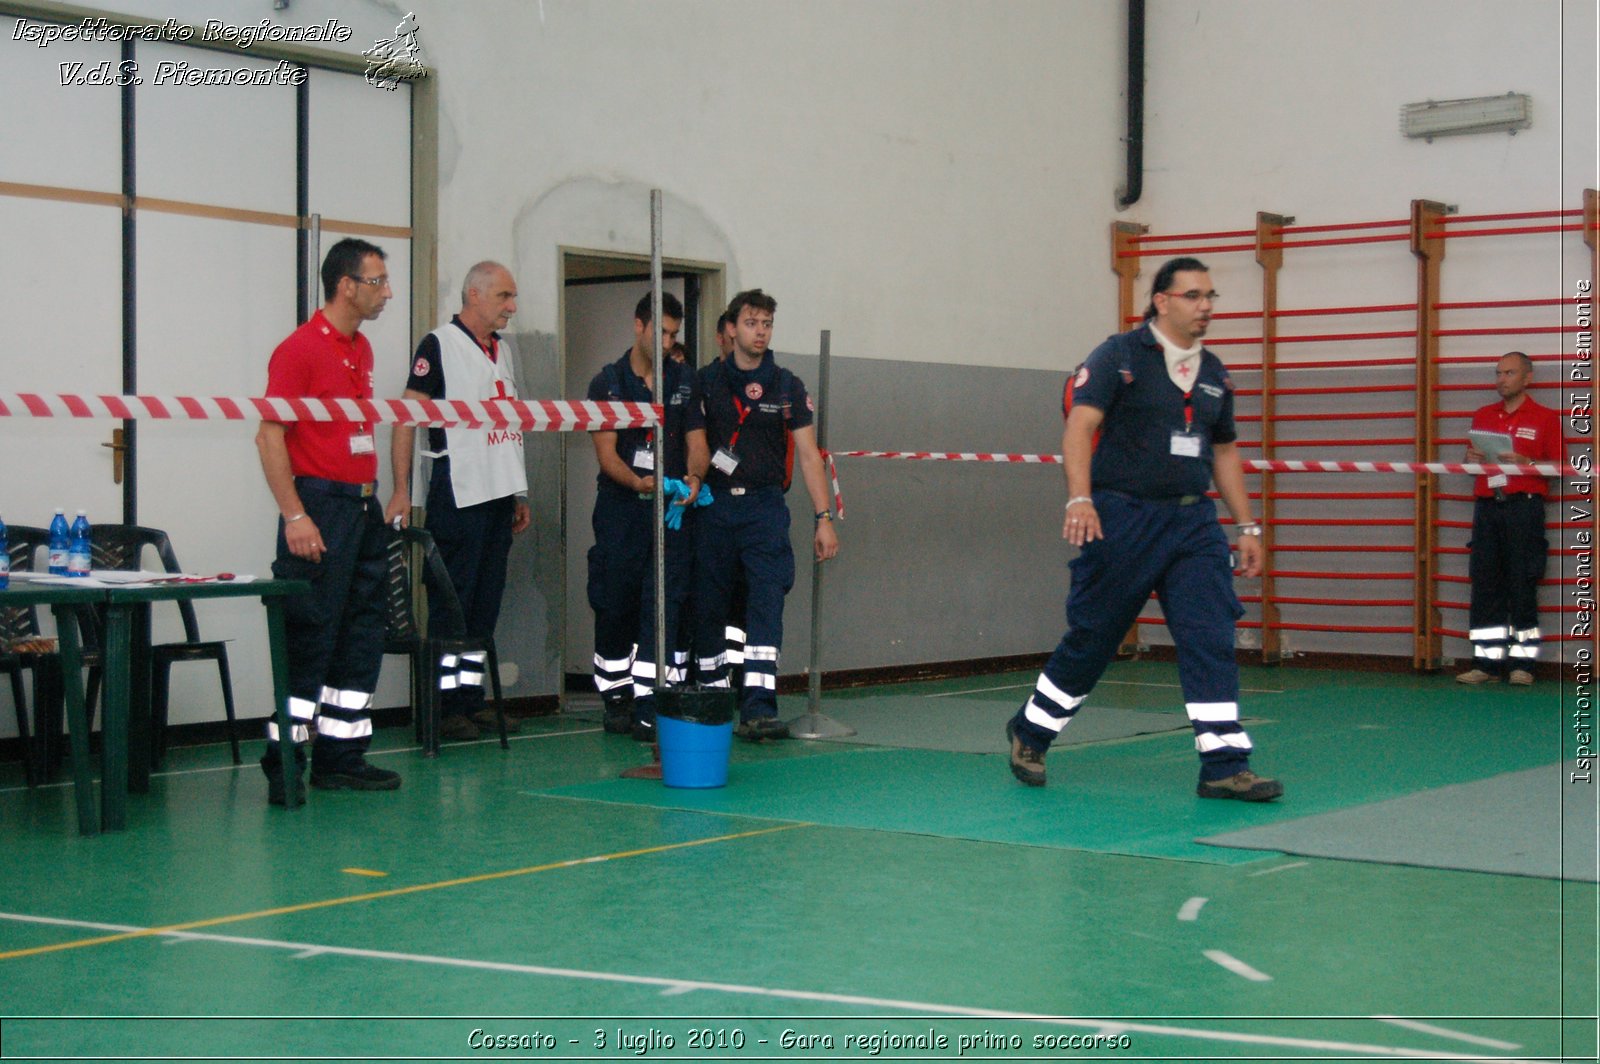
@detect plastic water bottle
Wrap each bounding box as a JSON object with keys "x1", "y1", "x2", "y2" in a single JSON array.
[
  {"x1": 0, "y1": 514, "x2": 9, "y2": 590},
  {"x1": 67, "y1": 510, "x2": 92, "y2": 578},
  {"x1": 48, "y1": 508, "x2": 70, "y2": 575}
]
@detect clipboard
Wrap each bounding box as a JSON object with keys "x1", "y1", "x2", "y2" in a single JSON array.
[{"x1": 1468, "y1": 430, "x2": 1515, "y2": 460}]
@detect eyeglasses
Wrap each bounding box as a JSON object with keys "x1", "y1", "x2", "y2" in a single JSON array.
[
  {"x1": 1162, "y1": 289, "x2": 1219, "y2": 303},
  {"x1": 348, "y1": 274, "x2": 390, "y2": 288}
]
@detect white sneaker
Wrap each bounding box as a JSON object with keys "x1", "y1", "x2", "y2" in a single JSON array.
[
  {"x1": 1508, "y1": 669, "x2": 1534, "y2": 686},
  {"x1": 1455, "y1": 669, "x2": 1494, "y2": 685}
]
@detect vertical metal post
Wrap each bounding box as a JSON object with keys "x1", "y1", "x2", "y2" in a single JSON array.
[
  {"x1": 650, "y1": 190, "x2": 667, "y2": 688},
  {"x1": 787, "y1": 330, "x2": 853, "y2": 739},
  {"x1": 807, "y1": 331, "x2": 830, "y2": 713},
  {"x1": 306, "y1": 213, "x2": 322, "y2": 322},
  {"x1": 120, "y1": 38, "x2": 137, "y2": 525}
]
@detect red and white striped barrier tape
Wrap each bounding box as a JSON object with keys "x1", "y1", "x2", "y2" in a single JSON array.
[
  {"x1": 820, "y1": 450, "x2": 844, "y2": 519},
  {"x1": 1244, "y1": 457, "x2": 1581, "y2": 478},
  {"x1": 834, "y1": 450, "x2": 1584, "y2": 479},
  {"x1": 0, "y1": 393, "x2": 660, "y2": 431},
  {"x1": 838, "y1": 450, "x2": 1064, "y2": 465}
]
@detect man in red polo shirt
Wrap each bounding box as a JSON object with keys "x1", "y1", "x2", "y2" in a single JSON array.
[
  {"x1": 1458, "y1": 351, "x2": 1564, "y2": 687},
  {"x1": 255, "y1": 237, "x2": 401, "y2": 804}
]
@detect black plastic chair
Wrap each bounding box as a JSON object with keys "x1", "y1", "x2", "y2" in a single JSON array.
[
  {"x1": 1, "y1": 526, "x2": 59, "y2": 785},
  {"x1": 383, "y1": 527, "x2": 509, "y2": 757},
  {"x1": 80, "y1": 526, "x2": 240, "y2": 766}
]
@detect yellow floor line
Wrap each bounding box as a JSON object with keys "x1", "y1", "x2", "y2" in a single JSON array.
[{"x1": 0, "y1": 823, "x2": 808, "y2": 963}]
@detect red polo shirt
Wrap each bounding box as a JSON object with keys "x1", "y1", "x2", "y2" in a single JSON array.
[
  {"x1": 1469, "y1": 395, "x2": 1563, "y2": 498},
  {"x1": 264, "y1": 309, "x2": 378, "y2": 484}
]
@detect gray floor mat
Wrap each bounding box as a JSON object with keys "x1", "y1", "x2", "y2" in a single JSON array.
[{"x1": 1199, "y1": 761, "x2": 1598, "y2": 882}]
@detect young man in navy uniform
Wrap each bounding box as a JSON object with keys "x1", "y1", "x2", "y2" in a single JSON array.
[
  {"x1": 695, "y1": 289, "x2": 839, "y2": 741},
  {"x1": 387, "y1": 261, "x2": 532, "y2": 740},
  {"x1": 256, "y1": 238, "x2": 402, "y2": 804},
  {"x1": 1006, "y1": 257, "x2": 1282, "y2": 801},
  {"x1": 1457, "y1": 351, "x2": 1563, "y2": 686},
  {"x1": 586, "y1": 292, "x2": 708, "y2": 740}
]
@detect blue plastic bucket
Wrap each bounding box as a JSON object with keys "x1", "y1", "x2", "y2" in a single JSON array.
[{"x1": 656, "y1": 687, "x2": 736, "y2": 789}]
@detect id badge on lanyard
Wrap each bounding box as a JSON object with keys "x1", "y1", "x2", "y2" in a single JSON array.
[
  {"x1": 631, "y1": 430, "x2": 656, "y2": 473},
  {"x1": 345, "y1": 355, "x2": 374, "y2": 455},
  {"x1": 714, "y1": 396, "x2": 755, "y2": 475},
  {"x1": 1169, "y1": 392, "x2": 1201, "y2": 457}
]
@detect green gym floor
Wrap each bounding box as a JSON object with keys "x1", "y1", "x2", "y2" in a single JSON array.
[{"x1": 1, "y1": 662, "x2": 1595, "y2": 1063}]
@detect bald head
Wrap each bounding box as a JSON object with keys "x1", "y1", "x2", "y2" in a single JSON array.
[{"x1": 459, "y1": 261, "x2": 517, "y2": 341}]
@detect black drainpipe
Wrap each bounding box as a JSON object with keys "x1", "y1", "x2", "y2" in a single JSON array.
[{"x1": 1116, "y1": 0, "x2": 1145, "y2": 210}]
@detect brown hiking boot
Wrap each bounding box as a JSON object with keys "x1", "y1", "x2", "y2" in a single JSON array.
[
  {"x1": 1006, "y1": 718, "x2": 1047, "y2": 787},
  {"x1": 1197, "y1": 770, "x2": 1283, "y2": 802}
]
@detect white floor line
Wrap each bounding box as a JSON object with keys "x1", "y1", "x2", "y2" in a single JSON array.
[
  {"x1": 1375, "y1": 1016, "x2": 1522, "y2": 1050},
  {"x1": 1246, "y1": 860, "x2": 1310, "y2": 876},
  {"x1": 927, "y1": 680, "x2": 1285, "y2": 698},
  {"x1": 0, "y1": 910, "x2": 1538, "y2": 1061},
  {"x1": 1177, "y1": 897, "x2": 1208, "y2": 921},
  {"x1": 0, "y1": 725, "x2": 603, "y2": 795},
  {"x1": 1202, "y1": 948, "x2": 1273, "y2": 982}
]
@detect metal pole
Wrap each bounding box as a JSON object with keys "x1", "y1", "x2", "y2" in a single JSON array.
[
  {"x1": 807, "y1": 330, "x2": 829, "y2": 712},
  {"x1": 306, "y1": 213, "x2": 321, "y2": 323},
  {"x1": 650, "y1": 191, "x2": 667, "y2": 690},
  {"x1": 788, "y1": 329, "x2": 854, "y2": 739}
]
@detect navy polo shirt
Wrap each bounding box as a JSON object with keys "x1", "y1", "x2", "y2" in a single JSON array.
[
  {"x1": 699, "y1": 353, "x2": 813, "y2": 491},
  {"x1": 587, "y1": 352, "x2": 703, "y2": 496},
  {"x1": 1071, "y1": 324, "x2": 1237, "y2": 499}
]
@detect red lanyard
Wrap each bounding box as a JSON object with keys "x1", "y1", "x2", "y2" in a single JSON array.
[
  {"x1": 729, "y1": 398, "x2": 754, "y2": 449},
  {"x1": 1182, "y1": 391, "x2": 1193, "y2": 432}
]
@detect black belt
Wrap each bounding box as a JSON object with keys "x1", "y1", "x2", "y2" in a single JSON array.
[
  {"x1": 295, "y1": 476, "x2": 377, "y2": 499},
  {"x1": 1102, "y1": 489, "x2": 1205, "y2": 507},
  {"x1": 1485, "y1": 491, "x2": 1542, "y2": 503}
]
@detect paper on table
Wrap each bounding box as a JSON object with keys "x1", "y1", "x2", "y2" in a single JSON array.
[
  {"x1": 89, "y1": 570, "x2": 179, "y2": 584},
  {"x1": 1468, "y1": 430, "x2": 1516, "y2": 460}
]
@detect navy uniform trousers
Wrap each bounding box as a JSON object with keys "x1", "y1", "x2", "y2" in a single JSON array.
[
  {"x1": 425, "y1": 458, "x2": 515, "y2": 718},
  {"x1": 1013, "y1": 491, "x2": 1253, "y2": 781},
  {"x1": 587, "y1": 489, "x2": 693, "y2": 721},
  {"x1": 1467, "y1": 493, "x2": 1548, "y2": 673},
  {"x1": 694, "y1": 487, "x2": 793, "y2": 722},
  {"x1": 265, "y1": 480, "x2": 389, "y2": 774}
]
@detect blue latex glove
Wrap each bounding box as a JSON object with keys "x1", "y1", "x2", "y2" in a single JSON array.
[
  {"x1": 660, "y1": 478, "x2": 713, "y2": 530},
  {"x1": 662, "y1": 477, "x2": 691, "y2": 530}
]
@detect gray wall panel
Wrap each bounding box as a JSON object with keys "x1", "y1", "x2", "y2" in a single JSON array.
[{"x1": 775, "y1": 352, "x2": 1074, "y2": 674}]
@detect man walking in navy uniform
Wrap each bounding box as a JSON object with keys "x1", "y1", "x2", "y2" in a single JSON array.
[
  {"x1": 387, "y1": 261, "x2": 532, "y2": 740},
  {"x1": 1006, "y1": 257, "x2": 1282, "y2": 801},
  {"x1": 694, "y1": 289, "x2": 839, "y2": 741},
  {"x1": 256, "y1": 237, "x2": 402, "y2": 804}
]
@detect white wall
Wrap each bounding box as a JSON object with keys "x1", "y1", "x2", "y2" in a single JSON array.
[{"x1": 413, "y1": 0, "x2": 1127, "y2": 372}]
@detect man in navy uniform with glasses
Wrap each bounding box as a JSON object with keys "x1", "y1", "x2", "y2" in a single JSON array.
[{"x1": 1005, "y1": 257, "x2": 1282, "y2": 801}]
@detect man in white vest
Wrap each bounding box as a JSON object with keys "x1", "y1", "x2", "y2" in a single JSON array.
[{"x1": 387, "y1": 261, "x2": 532, "y2": 741}]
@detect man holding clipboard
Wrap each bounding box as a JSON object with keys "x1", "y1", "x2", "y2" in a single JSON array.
[{"x1": 1458, "y1": 352, "x2": 1564, "y2": 686}]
